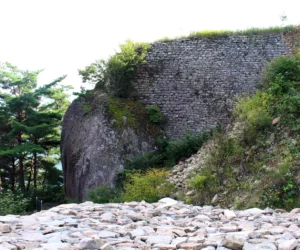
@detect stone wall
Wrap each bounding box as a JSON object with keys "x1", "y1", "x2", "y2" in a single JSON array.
[{"x1": 134, "y1": 34, "x2": 291, "y2": 138}]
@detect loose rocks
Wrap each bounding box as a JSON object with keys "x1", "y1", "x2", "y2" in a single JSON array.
[
  {"x1": 0, "y1": 224, "x2": 11, "y2": 233},
  {"x1": 0, "y1": 199, "x2": 299, "y2": 249}
]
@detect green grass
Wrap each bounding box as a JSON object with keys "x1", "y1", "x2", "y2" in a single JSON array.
[
  {"x1": 155, "y1": 36, "x2": 172, "y2": 42},
  {"x1": 155, "y1": 25, "x2": 298, "y2": 42}
]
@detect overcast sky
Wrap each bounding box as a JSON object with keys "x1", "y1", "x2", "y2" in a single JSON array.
[{"x1": 1, "y1": 0, "x2": 300, "y2": 94}]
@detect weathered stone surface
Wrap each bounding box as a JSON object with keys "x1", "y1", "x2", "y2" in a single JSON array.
[
  {"x1": 78, "y1": 238, "x2": 107, "y2": 248},
  {"x1": 0, "y1": 242, "x2": 17, "y2": 250},
  {"x1": 243, "y1": 241, "x2": 277, "y2": 250},
  {"x1": 222, "y1": 235, "x2": 245, "y2": 249},
  {"x1": 0, "y1": 224, "x2": 11, "y2": 233},
  {"x1": 0, "y1": 201, "x2": 300, "y2": 250},
  {"x1": 224, "y1": 209, "x2": 236, "y2": 219},
  {"x1": 290, "y1": 208, "x2": 300, "y2": 214},
  {"x1": 277, "y1": 239, "x2": 298, "y2": 250},
  {"x1": 159, "y1": 198, "x2": 178, "y2": 205},
  {"x1": 211, "y1": 194, "x2": 218, "y2": 205},
  {"x1": 98, "y1": 230, "x2": 118, "y2": 238},
  {"x1": 272, "y1": 117, "x2": 280, "y2": 126},
  {"x1": 178, "y1": 242, "x2": 204, "y2": 249},
  {"x1": 131, "y1": 228, "x2": 145, "y2": 237},
  {"x1": 61, "y1": 92, "x2": 154, "y2": 201},
  {"x1": 40, "y1": 242, "x2": 70, "y2": 249},
  {"x1": 146, "y1": 235, "x2": 173, "y2": 245},
  {"x1": 100, "y1": 243, "x2": 115, "y2": 250}
]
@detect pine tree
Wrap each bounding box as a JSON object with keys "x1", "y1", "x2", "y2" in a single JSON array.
[{"x1": 0, "y1": 62, "x2": 70, "y2": 198}]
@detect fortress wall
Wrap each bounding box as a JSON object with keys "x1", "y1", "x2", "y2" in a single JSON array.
[{"x1": 134, "y1": 34, "x2": 291, "y2": 137}]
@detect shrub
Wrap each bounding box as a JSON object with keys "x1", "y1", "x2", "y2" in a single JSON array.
[
  {"x1": 0, "y1": 190, "x2": 30, "y2": 215},
  {"x1": 261, "y1": 181, "x2": 300, "y2": 210},
  {"x1": 189, "y1": 175, "x2": 208, "y2": 190},
  {"x1": 121, "y1": 169, "x2": 174, "y2": 202},
  {"x1": 78, "y1": 60, "x2": 107, "y2": 90},
  {"x1": 207, "y1": 134, "x2": 243, "y2": 184},
  {"x1": 125, "y1": 131, "x2": 210, "y2": 171},
  {"x1": 234, "y1": 91, "x2": 273, "y2": 145},
  {"x1": 145, "y1": 104, "x2": 165, "y2": 125},
  {"x1": 263, "y1": 55, "x2": 300, "y2": 130},
  {"x1": 164, "y1": 132, "x2": 210, "y2": 167},
  {"x1": 188, "y1": 167, "x2": 220, "y2": 205},
  {"x1": 235, "y1": 91, "x2": 272, "y2": 126},
  {"x1": 87, "y1": 185, "x2": 121, "y2": 204},
  {"x1": 262, "y1": 55, "x2": 300, "y2": 84},
  {"x1": 260, "y1": 145, "x2": 300, "y2": 210},
  {"x1": 125, "y1": 150, "x2": 164, "y2": 171},
  {"x1": 79, "y1": 40, "x2": 151, "y2": 98},
  {"x1": 235, "y1": 55, "x2": 300, "y2": 133},
  {"x1": 107, "y1": 41, "x2": 151, "y2": 98}
]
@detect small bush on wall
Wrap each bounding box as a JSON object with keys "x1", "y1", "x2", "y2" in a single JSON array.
[
  {"x1": 79, "y1": 40, "x2": 151, "y2": 98},
  {"x1": 145, "y1": 104, "x2": 166, "y2": 125}
]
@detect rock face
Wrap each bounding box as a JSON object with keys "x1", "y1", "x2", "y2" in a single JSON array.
[
  {"x1": 1, "y1": 200, "x2": 300, "y2": 249},
  {"x1": 61, "y1": 91, "x2": 154, "y2": 201}
]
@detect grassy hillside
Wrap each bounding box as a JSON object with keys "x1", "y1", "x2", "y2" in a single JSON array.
[{"x1": 186, "y1": 55, "x2": 300, "y2": 210}]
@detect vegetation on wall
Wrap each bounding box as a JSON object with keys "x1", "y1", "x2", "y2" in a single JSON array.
[
  {"x1": 79, "y1": 40, "x2": 151, "y2": 98},
  {"x1": 186, "y1": 55, "x2": 300, "y2": 210},
  {"x1": 107, "y1": 97, "x2": 138, "y2": 128},
  {"x1": 106, "y1": 97, "x2": 163, "y2": 138},
  {"x1": 284, "y1": 25, "x2": 300, "y2": 55},
  {"x1": 145, "y1": 104, "x2": 166, "y2": 125},
  {"x1": 156, "y1": 25, "x2": 298, "y2": 42}
]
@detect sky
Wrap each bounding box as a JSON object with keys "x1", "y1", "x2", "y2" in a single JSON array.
[{"x1": 1, "y1": 0, "x2": 300, "y2": 95}]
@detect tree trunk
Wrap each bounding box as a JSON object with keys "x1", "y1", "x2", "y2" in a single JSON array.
[
  {"x1": 26, "y1": 163, "x2": 33, "y2": 191},
  {"x1": 11, "y1": 157, "x2": 15, "y2": 192},
  {"x1": 17, "y1": 133, "x2": 25, "y2": 194},
  {"x1": 19, "y1": 157, "x2": 25, "y2": 193},
  {"x1": 42, "y1": 169, "x2": 48, "y2": 192},
  {"x1": 33, "y1": 151, "x2": 37, "y2": 195}
]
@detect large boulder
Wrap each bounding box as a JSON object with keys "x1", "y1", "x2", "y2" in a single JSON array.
[{"x1": 61, "y1": 91, "x2": 154, "y2": 201}]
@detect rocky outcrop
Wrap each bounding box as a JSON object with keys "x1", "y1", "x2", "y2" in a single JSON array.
[
  {"x1": 61, "y1": 91, "x2": 154, "y2": 201},
  {"x1": 1, "y1": 199, "x2": 300, "y2": 249}
]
